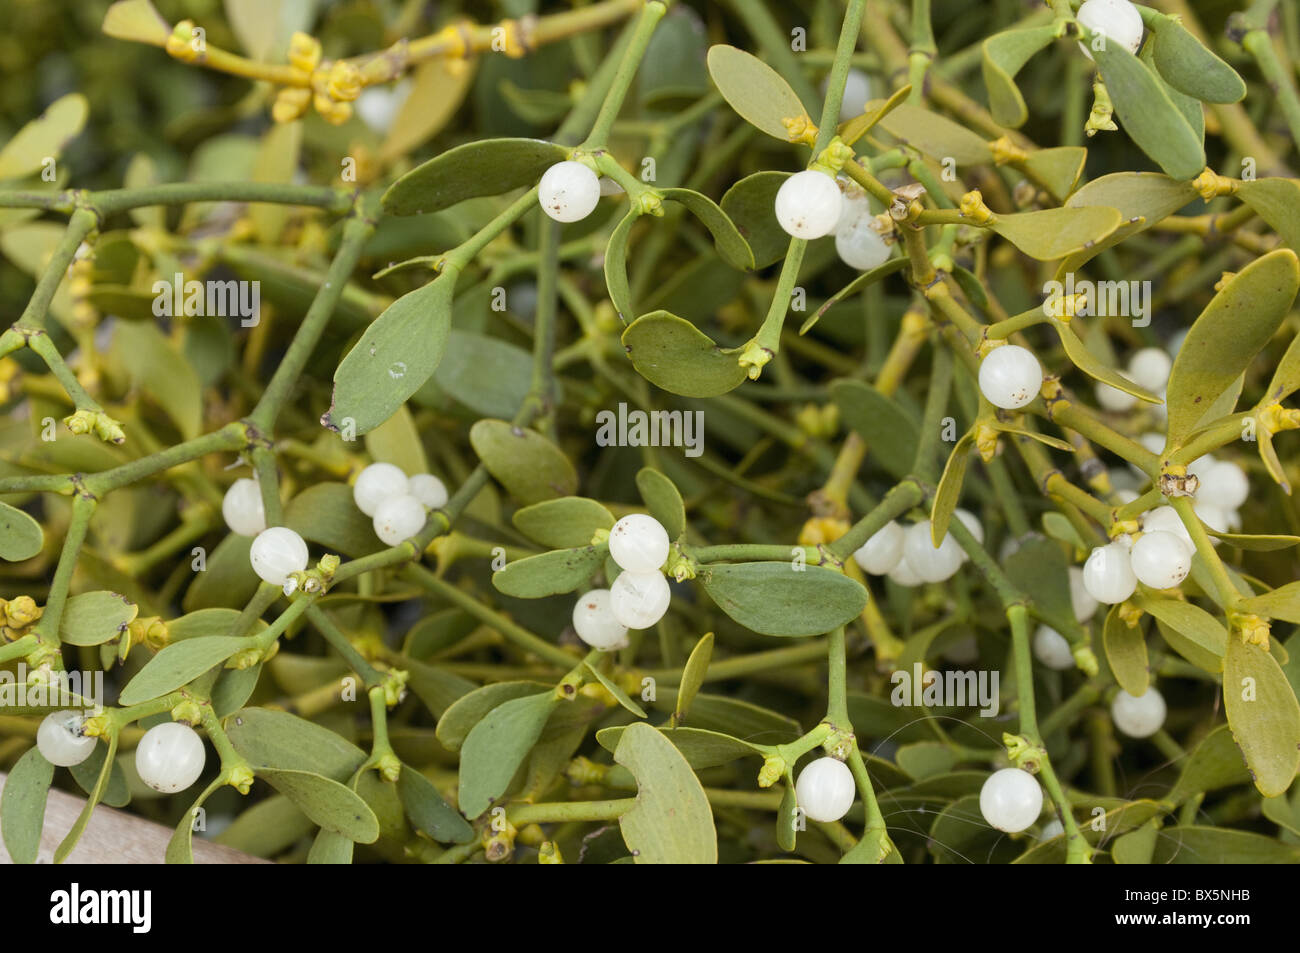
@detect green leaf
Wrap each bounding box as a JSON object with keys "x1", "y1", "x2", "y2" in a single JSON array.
[
  {"x1": 831, "y1": 379, "x2": 919, "y2": 480},
  {"x1": 583, "y1": 662, "x2": 646, "y2": 717},
  {"x1": 805, "y1": 258, "x2": 908, "y2": 334},
  {"x1": 1205, "y1": 531, "x2": 1300, "y2": 552},
  {"x1": 1147, "y1": 14, "x2": 1246, "y2": 103},
  {"x1": 1003, "y1": 535, "x2": 1075, "y2": 627},
  {"x1": 705, "y1": 44, "x2": 808, "y2": 141},
  {"x1": 211, "y1": 664, "x2": 261, "y2": 719},
  {"x1": 1238, "y1": 178, "x2": 1300, "y2": 253},
  {"x1": 0, "y1": 501, "x2": 43, "y2": 561},
  {"x1": 1052, "y1": 317, "x2": 1161, "y2": 403},
  {"x1": 839, "y1": 85, "x2": 912, "y2": 145},
  {"x1": 776, "y1": 782, "x2": 798, "y2": 851},
  {"x1": 435, "y1": 681, "x2": 554, "y2": 751},
  {"x1": 285, "y1": 483, "x2": 385, "y2": 558},
  {"x1": 59, "y1": 591, "x2": 137, "y2": 646},
  {"x1": 651, "y1": 689, "x2": 801, "y2": 744},
  {"x1": 513, "y1": 497, "x2": 614, "y2": 548},
  {"x1": 673, "y1": 632, "x2": 714, "y2": 726},
  {"x1": 69, "y1": 744, "x2": 129, "y2": 808},
  {"x1": 990, "y1": 206, "x2": 1123, "y2": 261},
  {"x1": 167, "y1": 607, "x2": 247, "y2": 642},
  {"x1": 1019, "y1": 147, "x2": 1087, "y2": 200},
  {"x1": 257, "y1": 768, "x2": 380, "y2": 843},
  {"x1": 0, "y1": 93, "x2": 88, "y2": 181},
  {"x1": 307, "y1": 828, "x2": 354, "y2": 864},
  {"x1": 1135, "y1": 592, "x2": 1227, "y2": 670},
  {"x1": 100, "y1": 0, "x2": 171, "y2": 46},
  {"x1": 363, "y1": 404, "x2": 428, "y2": 478},
  {"x1": 604, "y1": 211, "x2": 639, "y2": 323},
  {"x1": 896, "y1": 741, "x2": 959, "y2": 781},
  {"x1": 1241, "y1": 581, "x2": 1300, "y2": 622},
  {"x1": 635, "y1": 468, "x2": 686, "y2": 540},
  {"x1": 54, "y1": 732, "x2": 118, "y2": 863},
  {"x1": 1062, "y1": 172, "x2": 1200, "y2": 272},
  {"x1": 931, "y1": 431, "x2": 974, "y2": 544},
  {"x1": 382, "y1": 138, "x2": 565, "y2": 215},
  {"x1": 621, "y1": 310, "x2": 747, "y2": 398},
  {"x1": 212, "y1": 795, "x2": 313, "y2": 857},
  {"x1": 1224, "y1": 635, "x2": 1300, "y2": 798},
  {"x1": 1264, "y1": 330, "x2": 1300, "y2": 405},
  {"x1": 114, "y1": 320, "x2": 202, "y2": 439},
  {"x1": 118, "y1": 635, "x2": 250, "y2": 705},
  {"x1": 876, "y1": 104, "x2": 994, "y2": 165},
  {"x1": 397, "y1": 764, "x2": 474, "y2": 844},
  {"x1": 226, "y1": 708, "x2": 368, "y2": 782},
  {"x1": 165, "y1": 778, "x2": 223, "y2": 864},
  {"x1": 457, "y1": 691, "x2": 559, "y2": 818},
  {"x1": 326, "y1": 272, "x2": 457, "y2": 436},
  {"x1": 1, "y1": 747, "x2": 54, "y2": 864},
  {"x1": 1092, "y1": 37, "x2": 1206, "y2": 180},
  {"x1": 614, "y1": 722, "x2": 717, "y2": 863},
  {"x1": 1164, "y1": 250, "x2": 1300, "y2": 450},
  {"x1": 720, "y1": 171, "x2": 791, "y2": 268},
  {"x1": 492, "y1": 545, "x2": 606, "y2": 598},
  {"x1": 982, "y1": 25, "x2": 1060, "y2": 128},
  {"x1": 1103, "y1": 605, "x2": 1149, "y2": 696},
  {"x1": 1168, "y1": 724, "x2": 1252, "y2": 803},
  {"x1": 1111, "y1": 823, "x2": 1159, "y2": 864},
  {"x1": 469, "y1": 418, "x2": 578, "y2": 504},
  {"x1": 1149, "y1": 826, "x2": 1300, "y2": 863},
  {"x1": 404, "y1": 659, "x2": 476, "y2": 718},
  {"x1": 182, "y1": 534, "x2": 260, "y2": 611},
  {"x1": 596, "y1": 725, "x2": 763, "y2": 769},
  {"x1": 841, "y1": 826, "x2": 899, "y2": 864},
  {"x1": 661, "y1": 188, "x2": 754, "y2": 271},
  {"x1": 699, "y1": 562, "x2": 868, "y2": 637}
]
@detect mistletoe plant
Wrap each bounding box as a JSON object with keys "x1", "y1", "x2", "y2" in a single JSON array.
[{"x1": 2, "y1": 0, "x2": 1300, "y2": 865}]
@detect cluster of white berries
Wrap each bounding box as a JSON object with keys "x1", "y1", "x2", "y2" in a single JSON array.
[
  {"x1": 774, "y1": 169, "x2": 843, "y2": 240},
  {"x1": 1076, "y1": 0, "x2": 1145, "y2": 58},
  {"x1": 979, "y1": 767, "x2": 1043, "y2": 833},
  {"x1": 572, "y1": 514, "x2": 672, "y2": 648},
  {"x1": 851, "y1": 511, "x2": 982, "y2": 586},
  {"x1": 352, "y1": 461, "x2": 448, "y2": 546},
  {"x1": 978, "y1": 344, "x2": 1043, "y2": 410},
  {"x1": 1110, "y1": 685, "x2": 1167, "y2": 737},
  {"x1": 1096, "y1": 347, "x2": 1172, "y2": 413},
  {"x1": 37, "y1": 712, "x2": 206, "y2": 794},
  {"x1": 221, "y1": 475, "x2": 312, "y2": 588},
  {"x1": 795, "y1": 756, "x2": 855, "y2": 823},
  {"x1": 538, "y1": 160, "x2": 602, "y2": 223}
]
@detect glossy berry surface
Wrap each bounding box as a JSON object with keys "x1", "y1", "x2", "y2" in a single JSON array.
[
  {"x1": 608, "y1": 513, "x2": 670, "y2": 573},
  {"x1": 135, "y1": 722, "x2": 206, "y2": 793},
  {"x1": 538, "y1": 160, "x2": 601, "y2": 223},
  {"x1": 902, "y1": 520, "x2": 965, "y2": 583},
  {"x1": 774, "y1": 170, "x2": 843, "y2": 239},
  {"x1": 1129, "y1": 530, "x2": 1192, "y2": 589},
  {"x1": 572, "y1": 589, "x2": 628, "y2": 649},
  {"x1": 978, "y1": 345, "x2": 1042, "y2": 410},
  {"x1": 1111, "y1": 687, "x2": 1167, "y2": 738},
  {"x1": 36, "y1": 710, "x2": 97, "y2": 767},
  {"x1": 373, "y1": 493, "x2": 427, "y2": 546},
  {"x1": 609, "y1": 570, "x2": 671, "y2": 629},
  {"x1": 1082, "y1": 541, "x2": 1137, "y2": 604},
  {"x1": 795, "y1": 756, "x2": 855, "y2": 823},
  {"x1": 852, "y1": 520, "x2": 904, "y2": 575},
  {"x1": 353, "y1": 462, "x2": 409, "y2": 517},
  {"x1": 980, "y1": 768, "x2": 1043, "y2": 833},
  {"x1": 407, "y1": 473, "x2": 448, "y2": 510},
  {"x1": 1032, "y1": 624, "x2": 1074, "y2": 671},
  {"x1": 1077, "y1": 0, "x2": 1145, "y2": 56},
  {"x1": 221, "y1": 477, "x2": 267, "y2": 537},
  {"x1": 249, "y1": 526, "x2": 309, "y2": 586}
]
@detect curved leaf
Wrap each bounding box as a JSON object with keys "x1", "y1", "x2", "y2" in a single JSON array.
[
  {"x1": 1051, "y1": 317, "x2": 1161, "y2": 403},
  {"x1": 1, "y1": 747, "x2": 54, "y2": 864},
  {"x1": 0, "y1": 93, "x2": 88, "y2": 181},
  {"x1": 492, "y1": 544, "x2": 607, "y2": 598},
  {"x1": 469, "y1": 418, "x2": 578, "y2": 504},
  {"x1": 257, "y1": 768, "x2": 379, "y2": 843},
  {"x1": 706, "y1": 45, "x2": 808, "y2": 141},
  {"x1": 621, "y1": 310, "x2": 747, "y2": 398},
  {"x1": 435, "y1": 681, "x2": 554, "y2": 751},
  {"x1": 382, "y1": 138, "x2": 565, "y2": 215},
  {"x1": 636, "y1": 468, "x2": 686, "y2": 540},
  {"x1": 604, "y1": 211, "x2": 639, "y2": 323},
  {"x1": 118, "y1": 635, "x2": 251, "y2": 705},
  {"x1": 661, "y1": 188, "x2": 754, "y2": 271},
  {"x1": 434, "y1": 329, "x2": 534, "y2": 419},
  {"x1": 931, "y1": 430, "x2": 974, "y2": 544},
  {"x1": 990, "y1": 205, "x2": 1122, "y2": 261},
  {"x1": 0, "y1": 501, "x2": 43, "y2": 561},
  {"x1": 1148, "y1": 14, "x2": 1246, "y2": 104},
  {"x1": 397, "y1": 764, "x2": 474, "y2": 844},
  {"x1": 614, "y1": 723, "x2": 717, "y2": 863},
  {"x1": 700, "y1": 562, "x2": 868, "y2": 637},
  {"x1": 457, "y1": 691, "x2": 558, "y2": 817},
  {"x1": 1224, "y1": 633, "x2": 1300, "y2": 797},
  {"x1": 830, "y1": 379, "x2": 919, "y2": 479},
  {"x1": 1237, "y1": 178, "x2": 1300, "y2": 253},
  {"x1": 720, "y1": 171, "x2": 791, "y2": 268},
  {"x1": 982, "y1": 25, "x2": 1060, "y2": 128},
  {"x1": 513, "y1": 497, "x2": 614, "y2": 548},
  {"x1": 876, "y1": 104, "x2": 994, "y2": 165},
  {"x1": 226, "y1": 707, "x2": 368, "y2": 781},
  {"x1": 1103, "y1": 604, "x2": 1149, "y2": 696}
]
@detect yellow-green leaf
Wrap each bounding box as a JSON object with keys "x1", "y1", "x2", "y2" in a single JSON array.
[
  {"x1": 621, "y1": 310, "x2": 747, "y2": 398},
  {"x1": 990, "y1": 205, "x2": 1122, "y2": 261},
  {"x1": 706, "y1": 45, "x2": 808, "y2": 141},
  {"x1": 982, "y1": 25, "x2": 1060, "y2": 128},
  {"x1": 1103, "y1": 604, "x2": 1149, "y2": 696},
  {"x1": 0, "y1": 93, "x2": 88, "y2": 181},
  {"x1": 469, "y1": 418, "x2": 578, "y2": 504},
  {"x1": 614, "y1": 722, "x2": 717, "y2": 863}
]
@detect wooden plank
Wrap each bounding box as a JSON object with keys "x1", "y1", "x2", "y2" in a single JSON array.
[{"x1": 0, "y1": 772, "x2": 269, "y2": 864}]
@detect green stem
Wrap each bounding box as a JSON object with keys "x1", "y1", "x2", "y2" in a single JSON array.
[{"x1": 580, "y1": 1, "x2": 668, "y2": 147}]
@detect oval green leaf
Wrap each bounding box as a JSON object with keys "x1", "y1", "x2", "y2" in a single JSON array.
[
  {"x1": 706, "y1": 45, "x2": 808, "y2": 141},
  {"x1": 982, "y1": 25, "x2": 1060, "y2": 128},
  {"x1": 614, "y1": 722, "x2": 718, "y2": 863},
  {"x1": 635, "y1": 468, "x2": 686, "y2": 540},
  {"x1": 700, "y1": 562, "x2": 868, "y2": 637},
  {"x1": 621, "y1": 310, "x2": 747, "y2": 398},
  {"x1": 469, "y1": 418, "x2": 578, "y2": 504},
  {"x1": 118, "y1": 635, "x2": 251, "y2": 705},
  {"x1": 1224, "y1": 635, "x2": 1300, "y2": 798},
  {"x1": 397, "y1": 763, "x2": 474, "y2": 844},
  {"x1": 1147, "y1": 14, "x2": 1246, "y2": 104},
  {"x1": 257, "y1": 767, "x2": 379, "y2": 843},
  {"x1": 457, "y1": 691, "x2": 558, "y2": 818},
  {"x1": 0, "y1": 501, "x2": 43, "y2": 562},
  {"x1": 1103, "y1": 604, "x2": 1149, "y2": 696},
  {"x1": 513, "y1": 497, "x2": 614, "y2": 549},
  {"x1": 661, "y1": 188, "x2": 754, "y2": 271},
  {"x1": 382, "y1": 138, "x2": 566, "y2": 215},
  {"x1": 492, "y1": 544, "x2": 607, "y2": 598},
  {"x1": 1, "y1": 747, "x2": 54, "y2": 864},
  {"x1": 59, "y1": 591, "x2": 138, "y2": 646}
]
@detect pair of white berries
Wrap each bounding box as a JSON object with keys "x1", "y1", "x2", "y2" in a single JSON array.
[
  {"x1": 37, "y1": 712, "x2": 205, "y2": 793},
  {"x1": 852, "y1": 512, "x2": 983, "y2": 586},
  {"x1": 773, "y1": 172, "x2": 891, "y2": 270},
  {"x1": 572, "y1": 514, "x2": 672, "y2": 648},
  {"x1": 1096, "y1": 347, "x2": 1172, "y2": 412},
  {"x1": 223, "y1": 478, "x2": 306, "y2": 585},
  {"x1": 353, "y1": 462, "x2": 448, "y2": 547},
  {"x1": 1080, "y1": 528, "x2": 1192, "y2": 605},
  {"x1": 978, "y1": 344, "x2": 1044, "y2": 411},
  {"x1": 979, "y1": 767, "x2": 1043, "y2": 833}
]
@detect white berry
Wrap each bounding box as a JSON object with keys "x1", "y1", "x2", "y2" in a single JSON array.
[
  {"x1": 952, "y1": 508, "x2": 984, "y2": 563},
  {"x1": 373, "y1": 493, "x2": 427, "y2": 546},
  {"x1": 608, "y1": 514, "x2": 670, "y2": 573},
  {"x1": 774, "y1": 170, "x2": 843, "y2": 240},
  {"x1": 572, "y1": 589, "x2": 628, "y2": 650},
  {"x1": 978, "y1": 345, "x2": 1042, "y2": 410},
  {"x1": 1082, "y1": 541, "x2": 1137, "y2": 604},
  {"x1": 979, "y1": 768, "x2": 1043, "y2": 833},
  {"x1": 795, "y1": 756, "x2": 855, "y2": 823},
  {"x1": 249, "y1": 526, "x2": 309, "y2": 586},
  {"x1": 1140, "y1": 505, "x2": 1191, "y2": 546},
  {"x1": 1186, "y1": 453, "x2": 1217, "y2": 482},
  {"x1": 609, "y1": 571, "x2": 671, "y2": 629},
  {"x1": 353, "y1": 462, "x2": 409, "y2": 517},
  {"x1": 1077, "y1": 0, "x2": 1145, "y2": 58},
  {"x1": 221, "y1": 478, "x2": 267, "y2": 537},
  {"x1": 1130, "y1": 530, "x2": 1192, "y2": 589},
  {"x1": 1198, "y1": 460, "x2": 1249, "y2": 510},
  {"x1": 1110, "y1": 686, "x2": 1166, "y2": 738},
  {"x1": 1194, "y1": 499, "x2": 1229, "y2": 536},
  {"x1": 135, "y1": 722, "x2": 206, "y2": 793},
  {"x1": 902, "y1": 520, "x2": 965, "y2": 583},
  {"x1": 538, "y1": 160, "x2": 601, "y2": 223},
  {"x1": 407, "y1": 473, "x2": 448, "y2": 509},
  {"x1": 835, "y1": 216, "x2": 890, "y2": 270},
  {"x1": 1039, "y1": 818, "x2": 1065, "y2": 841},
  {"x1": 1127, "y1": 347, "x2": 1172, "y2": 392},
  {"x1": 852, "y1": 520, "x2": 905, "y2": 575},
  {"x1": 36, "y1": 710, "x2": 97, "y2": 767},
  {"x1": 1068, "y1": 566, "x2": 1100, "y2": 621},
  {"x1": 1095, "y1": 378, "x2": 1138, "y2": 412},
  {"x1": 1032, "y1": 624, "x2": 1075, "y2": 671},
  {"x1": 824, "y1": 68, "x2": 874, "y2": 122},
  {"x1": 887, "y1": 554, "x2": 923, "y2": 587}
]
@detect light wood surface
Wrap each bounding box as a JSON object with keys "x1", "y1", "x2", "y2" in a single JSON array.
[{"x1": 0, "y1": 772, "x2": 269, "y2": 864}]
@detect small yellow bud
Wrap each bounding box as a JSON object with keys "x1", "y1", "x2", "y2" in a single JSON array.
[
  {"x1": 272, "y1": 86, "x2": 312, "y2": 123},
  {"x1": 5, "y1": 595, "x2": 42, "y2": 628},
  {"x1": 287, "y1": 32, "x2": 322, "y2": 73},
  {"x1": 326, "y1": 61, "x2": 362, "y2": 102}
]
